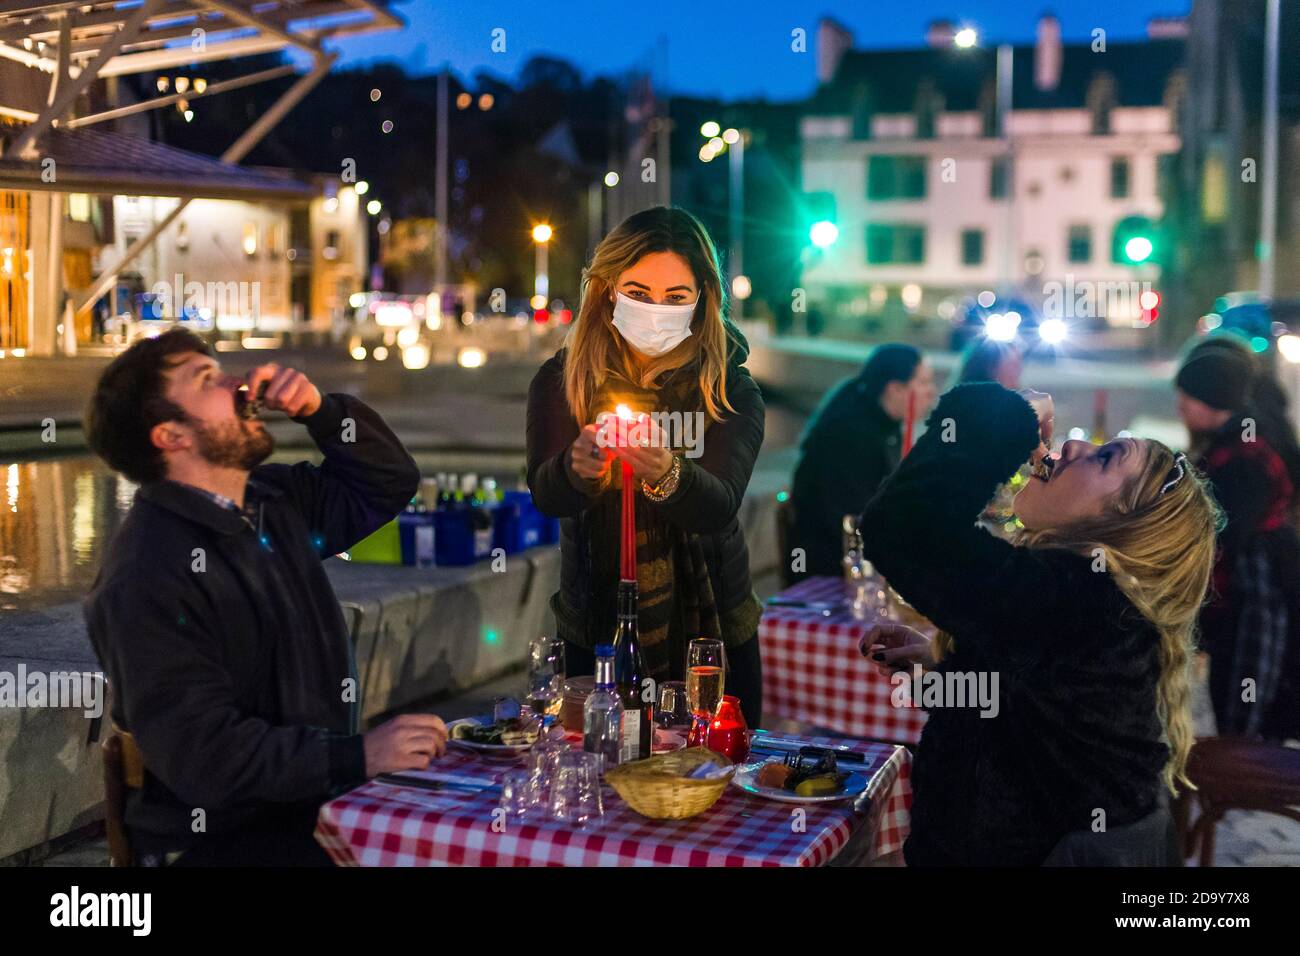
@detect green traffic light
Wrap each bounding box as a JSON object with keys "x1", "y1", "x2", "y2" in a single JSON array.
[
  {"x1": 1124, "y1": 236, "x2": 1154, "y2": 263},
  {"x1": 810, "y1": 220, "x2": 839, "y2": 249}
]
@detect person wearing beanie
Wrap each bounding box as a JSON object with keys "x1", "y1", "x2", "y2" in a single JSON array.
[{"x1": 1175, "y1": 342, "x2": 1300, "y2": 740}]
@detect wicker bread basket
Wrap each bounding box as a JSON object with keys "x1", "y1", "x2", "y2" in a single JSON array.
[{"x1": 605, "y1": 747, "x2": 735, "y2": 819}]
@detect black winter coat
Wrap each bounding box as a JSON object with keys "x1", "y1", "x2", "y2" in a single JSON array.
[
  {"x1": 859, "y1": 383, "x2": 1169, "y2": 866},
  {"x1": 84, "y1": 394, "x2": 419, "y2": 854},
  {"x1": 791, "y1": 376, "x2": 901, "y2": 578},
  {"x1": 526, "y1": 337, "x2": 765, "y2": 653}
]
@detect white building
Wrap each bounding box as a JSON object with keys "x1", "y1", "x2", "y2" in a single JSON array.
[{"x1": 800, "y1": 15, "x2": 1185, "y2": 338}]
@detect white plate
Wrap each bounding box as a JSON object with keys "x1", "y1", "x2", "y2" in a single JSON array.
[
  {"x1": 446, "y1": 716, "x2": 538, "y2": 755},
  {"x1": 653, "y1": 728, "x2": 687, "y2": 753},
  {"x1": 731, "y1": 760, "x2": 869, "y2": 804}
]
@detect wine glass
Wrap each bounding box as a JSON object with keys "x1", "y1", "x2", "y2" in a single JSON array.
[
  {"x1": 686, "y1": 638, "x2": 725, "y2": 746},
  {"x1": 526, "y1": 636, "x2": 566, "y2": 729}
]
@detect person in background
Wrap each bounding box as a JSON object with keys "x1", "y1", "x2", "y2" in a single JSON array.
[
  {"x1": 956, "y1": 338, "x2": 1023, "y2": 390},
  {"x1": 526, "y1": 206, "x2": 766, "y2": 728},
  {"x1": 1175, "y1": 345, "x2": 1300, "y2": 740},
  {"x1": 861, "y1": 383, "x2": 1220, "y2": 865},
  {"x1": 84, "y1": 330, "x2": 445, "y2": 866},
  {"x1": 789, "y1": 344, "x2": 936, "y2": 580},
  {"x1": 1184, "y1": 334, "x2": 1300, "y2": 501}
]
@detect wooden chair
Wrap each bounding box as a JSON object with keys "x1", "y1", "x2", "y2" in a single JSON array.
[
  {"x1": 102, "y1": 724, "x2": 145, "y2": 867},
  {"x1": 1174, "y1": 736, "x2": 1300, "y2": 866},
  {"x1": 775, "y1": 493, "x2": 796, "y2": 588}
]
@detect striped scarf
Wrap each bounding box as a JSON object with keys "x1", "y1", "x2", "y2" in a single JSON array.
[{"x1": 579, "y1": 365, "x2": 722, "y2": 682}]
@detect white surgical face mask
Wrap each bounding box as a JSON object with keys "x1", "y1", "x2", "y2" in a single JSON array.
[{"x1": 611, "y1": 292, "x2": 696, "y2": 357}]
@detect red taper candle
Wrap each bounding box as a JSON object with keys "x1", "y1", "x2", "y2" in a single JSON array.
[{"x1": 620, "y1": 459, "x2": 636, "y2": 580}]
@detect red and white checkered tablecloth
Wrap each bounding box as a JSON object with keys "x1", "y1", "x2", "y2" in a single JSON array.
[
  {"x1": 315, "y1": 732, "x2": 911, "y2": 867},
  {"x1": 760, "y1": 576, "x2": 928, "y2": 745}
]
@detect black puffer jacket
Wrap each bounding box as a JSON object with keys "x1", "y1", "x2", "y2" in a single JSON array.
[
  {"x1": 859, "y1": 383, "x2": 1169, "y2": 866},
  {"x1": 526, "y1": 329, "x2": 764, "y2": 653}
]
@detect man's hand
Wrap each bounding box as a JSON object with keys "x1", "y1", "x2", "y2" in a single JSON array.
[
  {"x1": 363, "y1": 713, "x2": 448, "y2": 776},
  {"x1": 860, "y1": 622, "x2": 935, "y2": 677},
  {"x1": 246, "y1": 363, "x2": 322, "y2": 419}
]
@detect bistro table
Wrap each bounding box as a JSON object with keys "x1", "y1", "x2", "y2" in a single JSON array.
[
  {"x1": 315, "y1": 730, "x2": 911, "y2": 866},
  {"x1": 760, "y1": 575, "x2": 929, "y2": 746}
]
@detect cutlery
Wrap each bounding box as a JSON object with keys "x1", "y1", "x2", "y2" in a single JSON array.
[
  {"x1": 376, "y1": 773, "x2": 500, "y2": 793},
  {"x1": 747, "y1": 737, "x2": 869, "y2": 763},
  {"x1": 764, "y1": 598, "x2": 843, "y2": 616}
]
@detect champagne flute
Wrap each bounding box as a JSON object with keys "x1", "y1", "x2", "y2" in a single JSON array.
[
  {"x1": 526, "y1": 636, "x2": 566, "y2": 727},
  {"x1": 686, "y1": 638, "x2": 725, "y2": 746}
]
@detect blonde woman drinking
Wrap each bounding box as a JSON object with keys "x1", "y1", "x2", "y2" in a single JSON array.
[{"x1": 860, "y1": 383, "x2": 1220, "y2": 866}]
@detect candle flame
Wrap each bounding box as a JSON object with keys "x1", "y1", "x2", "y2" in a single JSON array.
[{"x1": 615, "y1": 403, "x2": 634, "y2": 420}]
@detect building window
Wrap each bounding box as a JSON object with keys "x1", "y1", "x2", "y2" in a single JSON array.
[
  {"x1": 989, "y1": 157, "x2": 1011, "y2": 198},
  {"x1": 323, "y1": 229, "x2": 340, "y2": 261},
  {"x1": 867, "y1": 156, "x2": 927, "y2": 200},
  {"x1": 242, "y1": 223, "x2": 258, "y2": 257},
  {"x1": 1110, "y1": 158, "x2": 1130, "y2": 199},
  {"x1": 865, "y1": 223, "x2": 925, "y2": 264},
  {"x1": 67, "y1": 194, "x2": 92, "y2": 222},
  {"x1": 961, "y1": 229, "x2": 984, "y2": 266},
  {"x1": 1068, "y1": 224, "x2": 1092, "y2": 263}
]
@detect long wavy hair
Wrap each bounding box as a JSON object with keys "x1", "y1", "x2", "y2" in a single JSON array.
[
  {"x1": 1017, "y1": 439, "x2": 1222, "y2": 794},
  {"x1": 563, "y1": 206, "x2": 737, "y2": 425}
]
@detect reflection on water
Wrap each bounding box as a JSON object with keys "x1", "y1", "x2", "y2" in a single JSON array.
[
  {"x1": 0, "y1": 456, "x2": 136, "y2": 613},
  {"x1": 0, "y1": 450, "x2": 529, "y2": 614}
]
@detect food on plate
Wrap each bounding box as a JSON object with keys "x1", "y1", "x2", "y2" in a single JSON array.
[
  {"x1": 794, "y1": 774, "x2": 843, "y2": 797},
  {"x1": 451, "y1": 716, "x2": 538, "y2": 747},
  {"x1": 774, "y1": 746, "x2": 849, "y2": 795},
  {"x1": 756, "y1": 762, "x2": 793, "y2": 789}
]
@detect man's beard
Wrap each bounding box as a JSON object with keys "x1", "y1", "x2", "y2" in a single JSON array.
[{"x1": 191, "y1": 418, "x2": 275, "y2": 471}]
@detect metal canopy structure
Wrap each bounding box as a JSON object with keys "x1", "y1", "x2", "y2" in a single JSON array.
[
  {"x1": 0, "y1": 0, "x2": 403, "y2": 333},
  {"x1": 0, "y1": 0, "x2": 399, "y2": 77}
]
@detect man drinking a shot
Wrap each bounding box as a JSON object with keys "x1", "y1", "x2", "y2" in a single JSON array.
[{"x1": 84, "y1": 329, "x2": 447, "y2": 865}]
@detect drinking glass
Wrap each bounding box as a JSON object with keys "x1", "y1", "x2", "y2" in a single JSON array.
[
  {"x1": 526, "y1": 735, "x2": 568, "y2": 812},
  {"x1": 686, "y1": 638, "x2": 725, "y2": 745},
  {"x1": 498, "y1": 770, "x2": 532, "y2": 820},
  {"x1": 655, "y1": 680, "x2": 691, "y2": 731},
  {"x1": 526, "y1": 635, "x2": 566, "y2": 724},
  {"x1": 547, "y1": 750, "x2": 604, "y2": 828}
]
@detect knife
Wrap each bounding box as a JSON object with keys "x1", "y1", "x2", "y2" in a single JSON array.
[
  {"x1": 748, "y1": 736, "x2": 869, "y2": 763},
  {"x1": 376, "y1": 773, "x2": 499, "y2": 793}
]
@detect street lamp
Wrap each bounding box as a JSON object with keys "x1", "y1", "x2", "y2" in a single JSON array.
[
  {"x1": 953, "y1": 27, "x2": 1013, "y2": 288},
  {"x1": 532, "y1": 223, "x2": 552, "y2": 301}
]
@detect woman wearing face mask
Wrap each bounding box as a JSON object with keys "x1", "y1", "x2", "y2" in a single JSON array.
[
  {"x1": 856, "y1": 383, "x2": 1220, "y2": 865},
  {"x1": 789, "y1": 344, "x2": 936, "y2": 581},
  {"x1": 526, "y1": 206, "x2": 766, "y2": 727}
]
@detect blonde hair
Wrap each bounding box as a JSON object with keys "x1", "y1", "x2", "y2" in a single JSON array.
[
  {"x1": 563, "y1": 206, "x2": 738, "y2": 425},
  {"x1": 1018, "y1": 440, "x2": 1221, "y2": 794}
]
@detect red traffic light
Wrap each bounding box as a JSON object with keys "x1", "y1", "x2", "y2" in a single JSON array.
[{"x1": 533, "y1": 309, "x2": 550, "y2": 323}]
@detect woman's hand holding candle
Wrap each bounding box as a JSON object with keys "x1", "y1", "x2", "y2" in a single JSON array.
[
  {"x1": 569, "y1": 423, "x2": 612, "y2": 481},
  {"x1": 618, "y1": 415, "x2": 673, "y2": 484}
]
